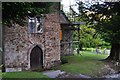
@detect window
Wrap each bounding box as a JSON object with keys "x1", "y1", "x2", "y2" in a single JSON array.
[
  {"x1": 28, "y1": 16, "x2": 43, "y2": 33},
  {"x1": 29, "y1": 17, "x2": 35, "y2": 33},
  {"x1": 36, "y1": 17, "x2": 43, "y2": 33}
]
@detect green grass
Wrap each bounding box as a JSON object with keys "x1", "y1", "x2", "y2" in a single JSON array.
[
  {"x1": 0, "y1": 72, "x2": 2, "y2": 78},
  {"x1": 54, "y1": 51, "x2": 109, "y2": 77},
  {"x1": 0, "y1": 51, "x2": 109, "y2": 78},
  {"x1": 1, "y1": 71, "x2": 48, "y2": 78}
]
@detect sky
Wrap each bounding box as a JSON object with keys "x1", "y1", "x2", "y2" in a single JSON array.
[
  {"x1": 61, "y1": 0, "x2": 104, "y2": 12},
  {"x1": 61, "y1": 0, "x2": 77, "y2": 12},
  {"x1": 61, "y1": 0, "x2": 89, "y2": 12}
]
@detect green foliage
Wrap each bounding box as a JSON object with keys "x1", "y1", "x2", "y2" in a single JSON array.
[
  {"x1": 69, "y1": 1, "x2": 110, "y2": 49},
  {"x1": 74, "y1": 24, "x2": 104, "y2": 48},
  {"x1": 0, "y1": 72, "x2": 1, "y2": 78},
  {"x1": 78, "y1": 2, "x2": 120, "y2": 61},
  {"x1": 86, "y1": 2, "x2": 120, "y2": 44},
  {"x1": 61, "y1": 57, "x2": 68, "y2": 64},
  {"x1": 2, "y1": 2, "x2": 57, "y2": 26}
]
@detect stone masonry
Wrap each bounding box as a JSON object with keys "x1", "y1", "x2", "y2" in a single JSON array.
[{"x1": 4, "y1": 13, "x2": 61, "y2": 72}]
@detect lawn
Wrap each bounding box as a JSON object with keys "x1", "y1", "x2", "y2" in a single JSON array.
[
  {"x1": 0, "y1": 72, "x2": 1, "y2": 78},
  {"x1": 0, "y1": 51, "x2": 109, "y2": 78},
  {"x1": 54, "y1": 51, "x2": 109, "y2": 77},
  {"x1": 1, "y1": 71, "x2": 49, "y2": 78}
]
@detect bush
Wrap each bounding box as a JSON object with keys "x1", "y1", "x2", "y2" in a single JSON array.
[
  {"x1": 61, "y1": 57, "x2": 68, "y2": 64},
  {"x1": 101, "y1": 46, "x2": 111, "y2": 49}
]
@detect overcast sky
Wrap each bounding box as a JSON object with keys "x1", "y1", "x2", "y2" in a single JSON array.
[
  {"x1": 61, "y1": 0, "x2": 104, "y2": 12},
  {"x1": 61, "y1": 0, "x2": 87, "y2": 12},
  {"x1": 61, "y1": 0, "x2": 77, "y2": 12}
]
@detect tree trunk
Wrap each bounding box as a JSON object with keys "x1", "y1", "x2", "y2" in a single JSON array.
[{"x1": 106, "y1": 43, "x2": 120, "y2": 61}]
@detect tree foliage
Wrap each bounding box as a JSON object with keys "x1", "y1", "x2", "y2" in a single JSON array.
[
  {"x1": 76, "y1": 1, "x2": 120, "y2": 61},
  {"x1": 86, "y1": 2, "x2": 120, "y2": 44},
  {"x1": 73, "y1": 1, "x2": 120, "y2": 44},
  {"x1": 2, "y1": 2, "x2": 56, "y2": 26},
  {"x1": 69, "y1": 2, "x2": 107, "y2": 49},
  {"x1": 74, "y1": 24, "x2": 103, "y2": 48}
]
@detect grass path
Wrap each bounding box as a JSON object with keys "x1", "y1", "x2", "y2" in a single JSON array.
[{"x1": 54, "y1": 51, "x2": 109, "y2": 77}]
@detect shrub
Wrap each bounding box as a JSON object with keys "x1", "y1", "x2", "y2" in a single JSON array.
[{"x1": 61, "y1": 57, "x2": 68, "y2": 64}]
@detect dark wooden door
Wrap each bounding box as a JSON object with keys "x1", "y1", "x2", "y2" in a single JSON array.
[{"x1": 30, "y1": 46, "x2": 43, "y2": 69}]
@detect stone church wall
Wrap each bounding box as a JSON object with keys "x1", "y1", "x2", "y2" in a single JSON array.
[{"x1": 4, "y1": 13, "x2": 61, "y2": 72}]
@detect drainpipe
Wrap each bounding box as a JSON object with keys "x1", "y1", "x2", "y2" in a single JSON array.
[
  {"x1": 0, "y1": 2, "x2": 2, "y2": 67},
  {"x1": 1, "y1": 23, "x2": 5, "y2": 72},
  {"x1": 1, "y1": 2, "x2": 5, "y2": 72},
  {"x1": 78, "y1": 26, "x2": 80, "y2": 54}
]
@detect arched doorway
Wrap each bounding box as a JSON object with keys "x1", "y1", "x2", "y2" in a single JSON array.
[{"x1": 30, "y1": 45, "x2": 43, "y2": 69}]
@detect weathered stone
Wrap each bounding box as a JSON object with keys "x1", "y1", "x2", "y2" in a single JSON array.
[{"x1": 4, "y1": 13, "x2": 61, "y2": 71}]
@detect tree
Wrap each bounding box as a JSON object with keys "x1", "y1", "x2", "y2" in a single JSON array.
[
  {"x1": 2, "y1": 2, "x2": 57, "y2": 26},
  {"x1": 69, "y1": 2, "x2": 105, "y2": 50},
  {"x1": 78, "y1": 2, "x2": 120, "y2": 61},
  {"x1": 74, "y1": 24, "x2": 103, "y2": 49}
]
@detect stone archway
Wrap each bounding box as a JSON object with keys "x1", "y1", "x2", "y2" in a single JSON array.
[{"x1": 30, "y1": 45, "x2": 43, "y2": 69}]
